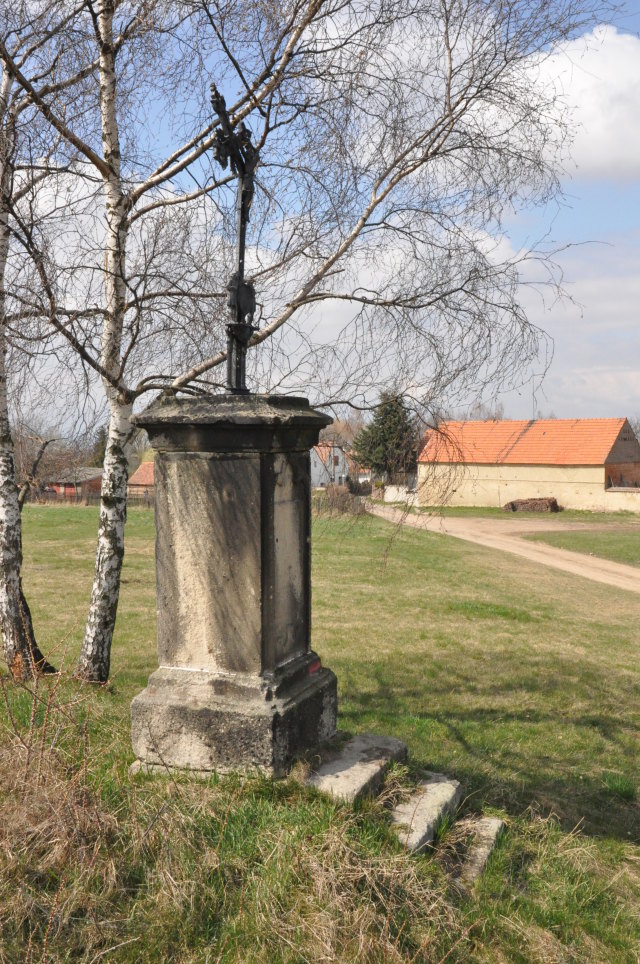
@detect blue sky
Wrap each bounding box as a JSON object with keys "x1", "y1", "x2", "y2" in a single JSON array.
[
  {"x1": 500, "y1": 2, "x2": 640, "y2": 419},
  {"x1": 120, "y1": 4, "x2": 640, "y2": 423}
]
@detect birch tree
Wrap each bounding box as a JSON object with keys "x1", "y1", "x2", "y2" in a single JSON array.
[
  {"x1": 0, "y1": 68, "x2": 39, "y2": 680},
  {"x1": 2, "y1": 0, "x2": 235, "y2": 681},
  {"x1": 1, "y1": 0, "x2": 610, "y2": 681},
  {"x1": 0, "y1": 1, "x2": 93, "y2": 679}
]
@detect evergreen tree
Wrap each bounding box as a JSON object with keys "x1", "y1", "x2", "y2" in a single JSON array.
[
  {"x1": 90, "y1": 425, "x2": 108, "y2": 466},
  {"x1": 352, "y1": 394, "x2": 419, "y2": 482}
]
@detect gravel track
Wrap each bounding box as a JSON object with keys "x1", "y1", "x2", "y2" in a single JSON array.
[{"x1": 369, "y1": 505, "x2": 640, "y2": 595}]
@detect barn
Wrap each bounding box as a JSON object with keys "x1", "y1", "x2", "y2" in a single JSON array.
[
  {"x1": 417, "y1": 418, "x2": 640, "y2": 512},
  {"x1": 47, "y1": 467, "x2": 103, "y2": 500}
]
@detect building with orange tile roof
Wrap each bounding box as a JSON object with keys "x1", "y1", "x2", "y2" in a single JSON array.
[
  {"x1": 127, "y1": 460, "x2": 155, "y2": 500},
  {"x1": 417, "y1": 418, "x2": 640, "y2": 511}
]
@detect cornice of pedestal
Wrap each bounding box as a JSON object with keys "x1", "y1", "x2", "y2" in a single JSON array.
[
  {"x1": 134, "y1": 392, "x2": 333, "y2": 455},
  {"x1": 134, "y1": 392, "x2": 332, "y2": 431}
]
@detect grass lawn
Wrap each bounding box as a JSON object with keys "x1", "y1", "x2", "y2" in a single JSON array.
[
  {"x1": 415, "y1": 503, "x2": 640, "y2": 526},
  {"x1": 1, "y1": 504, "x2": 639, "y2": 961},
  {"x1": 525, "y1": 529, "x2": 640, "y2": 568}
]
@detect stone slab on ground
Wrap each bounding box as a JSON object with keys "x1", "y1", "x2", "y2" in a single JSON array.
[
  {"x1": 305, "y1": 733, "x2": 407, "y2": 802},
  {"x1": 457, "y1": 816, "x2": 505, "y2": 888},
  {"x1": 390, "y1": 773, "x2": 463, "y2": 853}
]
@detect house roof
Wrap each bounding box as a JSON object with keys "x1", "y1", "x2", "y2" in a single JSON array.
[
  {"x1": 419, "y1": 418, "x2": 631, "y2": 466},
  {"x1": 48, "y1": 467, "x2": 103, "y2": 484},
  {"x1": 313, "y1": 442, "x2": 333, "y2": 460},
  {"x1": 128, "y1": 461, "x2": 155, "y2": 486},
  {"x1": 313, "y1": 442, "x2": 348, "y2": 461}
]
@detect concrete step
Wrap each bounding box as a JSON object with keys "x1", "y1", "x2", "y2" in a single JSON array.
[
  {"x1": 305, "y1": 733, "x2": 407, "y2": 802},
  {"x1": 390, "y1": 772, "x2": 463, "y2": 853},
  {"x1": 456, "y1": 816, "x2": 505, "y2": 890}
]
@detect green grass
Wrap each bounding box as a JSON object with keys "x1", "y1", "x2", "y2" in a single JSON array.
[
  {"x1": 1, "y1": 504, "x2": 639, "y2": 961},
  {"x1": 444, "y1": 599, "x2": 536, "y2": 622},
  {"x1": 602, "y1": 772, "x2": 637, "y2": 802},
  {"x1": 525, "y1": 528, "x2": 640, "y2": 568},
  {"x1": 410, "y1": 503, "x2": 507, "y2": 517},
  {"x1": 416, "y1": 503, "x2": 640, "y2": 525}
]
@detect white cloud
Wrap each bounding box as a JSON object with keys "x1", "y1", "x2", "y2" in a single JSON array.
[
  {"x1": 540, "y1": 25, "x2": 640, "y2": 181},
  {"x1": 502, "y1": 230, "x2": 640, "y2": 418}
]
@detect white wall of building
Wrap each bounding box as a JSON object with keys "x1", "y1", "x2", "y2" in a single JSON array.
[
  {"x1": 383, "y1": 485, "x2": 417, "y2": 504},
  {"x1": 310, "y1": 445, "x2": 351, "y2": 487},
  {"x1": 417, "y1": 462, "x2": 640, "y2": 512}
]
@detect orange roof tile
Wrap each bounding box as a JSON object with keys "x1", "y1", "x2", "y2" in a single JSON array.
[
  {"x1": 313, "y1": 442, "x2": 334, "y2": 459},
  {"x1": 128, "y1": 461, "x2": 155, "y2": 486},
  {"x1": 419, "y1": 418, "x2": 630, "y2": 466}
]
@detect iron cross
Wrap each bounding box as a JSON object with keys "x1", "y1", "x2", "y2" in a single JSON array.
[{"x1": 210, "y1": 83, "x2": 260, "y2": 393}]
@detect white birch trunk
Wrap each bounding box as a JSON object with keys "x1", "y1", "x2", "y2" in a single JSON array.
[
  {"x1": 76, "y1": 6, "x2": 132, "y2": 682},
  {"x1": 76, "y1": 399, "x2": 132, "y2": 681},
  {"x1": 0, "y1": 71, "x2": 54, "y2": 679}
]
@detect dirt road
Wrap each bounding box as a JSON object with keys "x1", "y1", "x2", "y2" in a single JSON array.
[{"x1": 369, "y1": 505, "x2": 640, "y2": 595}]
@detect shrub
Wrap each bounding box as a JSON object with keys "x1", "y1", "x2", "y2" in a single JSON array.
[
  {"x1": 347, "y1": 478, "x2": 372, "y2": 496},
  {"x1": 313, "y1": 485, "x2": 365, "y2": 515}
]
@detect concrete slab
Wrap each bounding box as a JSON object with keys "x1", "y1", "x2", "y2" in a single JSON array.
[
  {"x1": 457, "y1": 816, "x2": 505, "y2": 888},
  {"x1": 305, "y1": 733, "x2": 407, "y2": 802},
  {"x1": 390, "y1": 773, "x2": 463, "y2": 853}
]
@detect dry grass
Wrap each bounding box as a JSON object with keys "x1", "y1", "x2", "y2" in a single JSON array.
[
  {"x1": 241, "y1": 822, "x2": 455, "y2": 963},
  {"x1": 2, "y1": 505, "x2": 639, "y2": 961},
  {"x1": 0, "y1": 669, "x2": 463, "y2": 963},
  {"x1": 0, "y1": 671, "x2": 120, "y2": 962}
]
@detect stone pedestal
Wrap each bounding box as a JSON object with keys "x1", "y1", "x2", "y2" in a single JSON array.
[{"x1": 130, "y1": 394, "x2": 338, "y2": 775}]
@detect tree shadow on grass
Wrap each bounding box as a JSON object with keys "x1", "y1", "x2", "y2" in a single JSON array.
[{"x1": 337, "y1": 661, "x2": 640, "y2": 843}]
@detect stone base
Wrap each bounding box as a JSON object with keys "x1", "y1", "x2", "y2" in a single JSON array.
[{"x1": 131, "y1": 653, "x2": 337, "y2": 776}]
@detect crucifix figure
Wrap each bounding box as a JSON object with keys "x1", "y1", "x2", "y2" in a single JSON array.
[{"x1": 210, "y1": 83, "x2": 260, "y2": 393}]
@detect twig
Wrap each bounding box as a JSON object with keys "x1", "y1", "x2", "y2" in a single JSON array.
[{"x1": 88, "y1": 938, "x2": 140, "y2": 963}]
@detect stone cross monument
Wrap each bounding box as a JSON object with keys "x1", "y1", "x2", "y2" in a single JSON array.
[{"x1": 130, "y1": 87, "x2": 338, "y2": 775}]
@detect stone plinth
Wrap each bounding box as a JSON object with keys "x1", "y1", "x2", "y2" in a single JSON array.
[{"x1": 130, "y1": 394, "x2": 338, "y2": 775}]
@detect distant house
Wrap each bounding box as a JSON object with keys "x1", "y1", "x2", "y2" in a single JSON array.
[
  {"x1": 127, "y1": 461, "x2": 154, "y2": 500},
  {"x1": 47, "y1": 467, "x2": 102, "y2": 500},
  {"x1": 418, "y1": 418, "x2": 640, "y2": 512},
  {"x1": 310, "y1": 442, "x2": 351, "y2": 487}
]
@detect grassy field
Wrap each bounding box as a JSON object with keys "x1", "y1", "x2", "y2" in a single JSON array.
[
  {"x1": 1, "y1": 504, "x2": 639, "y2": 961},
  {"x1": 525, "y1": 529, "x2": 640, "y2": 568},
  {"x1": 416, "y1": 503, "x2": 640, "y2": 525}
]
